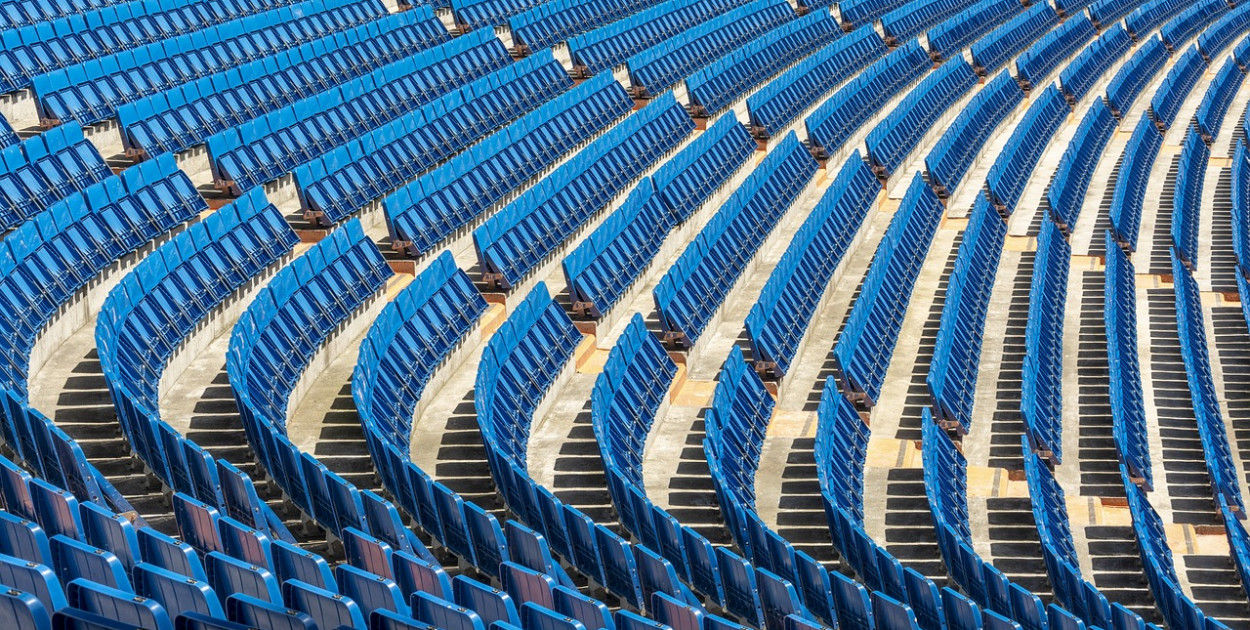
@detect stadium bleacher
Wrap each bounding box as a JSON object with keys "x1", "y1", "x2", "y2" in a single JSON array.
[{"x1": 6, "y1": 0, "x2": 1250, "y2": 629}]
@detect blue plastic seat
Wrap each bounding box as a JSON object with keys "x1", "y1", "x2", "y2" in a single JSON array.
[{"x1": 135, "y1": 562, "x2": 224, "y2": 620}]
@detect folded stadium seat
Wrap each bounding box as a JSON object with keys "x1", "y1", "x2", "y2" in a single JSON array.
[
  {"x1": 283, "y1": 578, "x2": 369, "y2": 630},
  {"x1": 137, "y1": 528, "x2": 205, "y2": 583},
  {"x1": 65, "y1": 579, "x2": 171, "y2": 630},
  {"x1": 413, "y1": 590, "x2": 488, "y2": 630},
  {"x1": 0, "y1": 508, "x2": 51, "y2": 563},
  {"x1": 206, "y1": 551, "x2": 283, "y2": 604},
  {"x1": 135, "y1": 562, "x2": 223, "y2": 621},
  {"x1": 0, "y1": 587, "x2": 51, "y2": 630},
  {"x1": 49, "y1": 534, "x2": 130, "y2": 591},
  {"x1": 746, "y1": 28, "x2": 888, "y2": 139},
  {"x1": 454, "y1": 574, "x2": 520, "y2": 627}
]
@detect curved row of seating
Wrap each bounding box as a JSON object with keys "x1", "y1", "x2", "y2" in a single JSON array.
[
  {"x1": 590, "y1": 316, "x2": 760, "y2": 617},
  {"x1": 95, "y1": 188, "x2": 299, "y2": 541},
  {"x1": 865, "y1": 57, "x2": 978, "y2": 178},
  {"x1": 1195, "y1": 55, "x2": 1247, "y2": 144},
  {"x1": 1016, "y1": 14, "x2": 1098, "y2": 92},
  {"x1": 1104, "y1": 232, "x2": 1153, "y2": 490},
  {"x1": 1048, "y1": 99, "x2": 1116, "y2": 231},
  {"x1": 1162, "y1": 0, "x2": 1230, "y2": 49},
  {"x1": 0, "y1": 0, "x2": 133, "y2": 30},
  {"x1": 839, "y1": 0, "x2": 907, "y2": 29},
  {"x1": 33, "y1": 0, "x2": 384, "y2": 127},
  {"x1": 686, "y1": 11, "x2": 841, "y2": 118},
  {"x1": 565, "y1": 0, "x2": 751, "y2": 77},
  {"x1": 624, "y1": 0, "x2": 794, "y2": 98},
  {"x1": 1023, "y1": 443, "x2": 1115, "y2": 628},
  {"x1": 926, "y1": 0, "x2": 1024, "y2": 63},
  {"x1": 0, "y1": 154, "x2": 204, "y2": 397},
  {"x1": 1171, "y1": 128, "x2": 1210, "y2": 269},
  {"x1": 920, "y1": 414, "x2": 1097, "y2": 630},
  {"x1": 0, "y1": 0, "x2": 303, "y2": 96},
  {"x1": 985, "y1": 85, "x2": 1068, "y2": 213},
  {"x1": 1151, "y1": 46, "x2": 1206, "y2": 130},
  {"x1": 1199, "y1": 2, "x2": 1250, "y2": 59},
  {"x1": 924, "y1": 73, "x2": 1023, "y2": 198},
  {"x1": 507, "y1": 0, "x2": 666, "y2": 55},
  {"x1": 1170, "y1": 252, "x2": 1245, "y2": 511},
  {"x1": 819, "y1": 385, "x2": 1055, "y2": 629},
  {"x1": 1020, "y1": 220, "x2": 1070, "y2": 464},
  {"x1": 653, "y1": 133, "x2": 817, "y2": 349},
  {"x1": 294, "y1": 51, "x2": 573, "y2": 227},
  {"x1": 1090, "y1": 0, "x2": 1146, "y2": 27},
  {"x1": 207, "y1": 30, "x2": 513, "y2": 195},
  {"x1": 927, "y1": 198, "x2": 1007, "y2": 434},
  {"x1": 832, "y1": 174, "x2": 944, "y2": 407},
  {"x1": 225, "y1": 220, "x2": 398, "y2": 539},
  {"x1": 0, "y1": 121, "x2": 111, "y2": 232},
  {"x1": 1120, "y1": 467, "x2": 1219, "y2": 629},
  {"x1": 473, "y1": 94, "x2": 693, "y2": 290},
  {"x1": 972, "y1": 3, "x2": 1060, "y2": 77},
  {"x1": 745, "y1": 28, "x2": 888, "y2": 139},
  {"x1": 385, "y1": 74, "x2": 633, "y2": 259},
  {"x1": 564, "y1": 116, "x2": 756, "y2": 320},
  {"x1": 805, "y1": 41, "x2": 930, "y2": 160},
  {"x1": 1108, "y1": 115, "x2": 1163, "y2": 251},
  {"x1": 1059, "y1": 24, "x2": 1131, "y2": 105},
  {"x1": 477, "y1": 283, "x2": 732, "y2": 616},
  {"x1": 354, "y1": 256, "x2": 697, "y2": 630},
  {"x1": 880, "y1": 0, "x2": 977, "y2": 46},
  {"x1": 117, "y1": 8, "x2": 453, "y2": 159},
  {"x1": 450, "y1": 0, "x2": 545, "y2": 33},
  {"x1": 1106, "y1": 36, "x2": 1169, "y2": 119},
  {"x1": 1236, "y1": 141, "x2": 1250, "y2": 281},
  {"x1": 745, "y1": 154, "x2": 879, "y2": 378},
  {"x1": 1125, "y1": 0, "x2": 1203, "y2": 40}
]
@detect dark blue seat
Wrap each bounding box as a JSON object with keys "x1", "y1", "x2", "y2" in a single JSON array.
[
  {"x1": 455, "y1": 575, "x2": 520, "y2": 628},
  {"x1": 501, "y1": 561, "x2": 556, "y2": 610},
  {"x1": 49, "y1": 535, "x2": 129, "y2": 592},
  {"x1": 206, "y1": 550, "x2": 282, "y2": 604},
  {"x1": 523, "y1": 602, "x2": 589, "y2": 630},
  {"x1": 337, "y1": 564, "x2": 407, "y2": 618},
  {"x1": 65, "y1": 579, "x2": 170, "y2": 630},
  {"x1": 135, "y1": 562, "x2": 224, "y2": 620},
  {"x1": 283, "y1": 578, "x2": 368, "y2": 630},
  {"x1": 0, "y1": 509, "x2": 50, "y2": 564},
  {"x1": 413, "y1": 591, "x2": 486, "y2": 630},
  {"x1": 553, "y1": 585, "x2": 613, "y2": 630},
  {"x1": 0, "y1": 588, "x2": 51, "y2": 630},
  {"x1": 226, "y1": 593, "x2": 318, "y2": 630},
  {"x1": 831, "y1": 571, "x2": 873, "y2": 630},
  {"x1": 393, "y1": 550, "x2": 452, "y2": 602}
]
